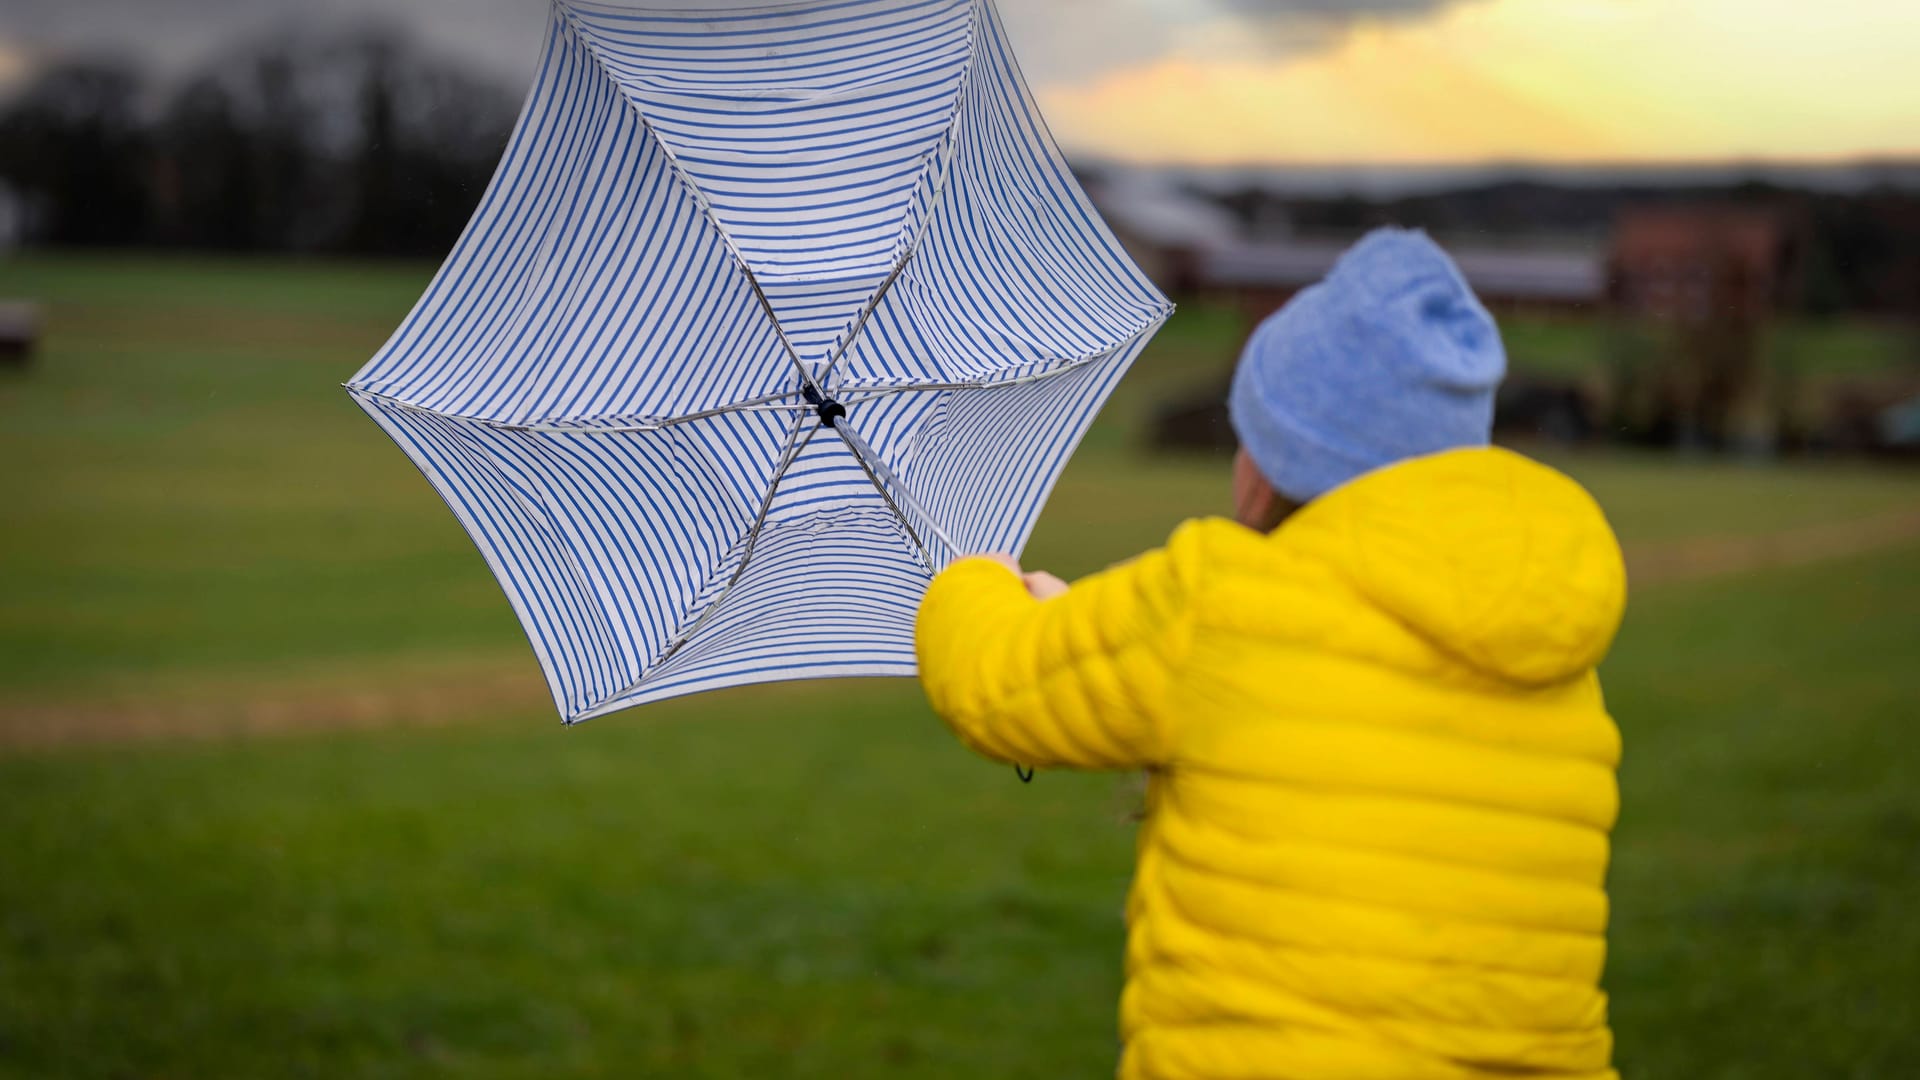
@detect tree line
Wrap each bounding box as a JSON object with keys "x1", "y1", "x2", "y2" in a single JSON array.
[{"x1": 0, "y1": 25, "x2": 519, "y2": 256}]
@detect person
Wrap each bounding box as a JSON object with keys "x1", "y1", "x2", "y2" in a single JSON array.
[{"x1": 915, "y1": 228, "x2": 1627, "y2": 1080}]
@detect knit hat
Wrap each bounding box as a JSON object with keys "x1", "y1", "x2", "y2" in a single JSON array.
[{"x1": 1228, "y1": 227, "x2": 1507, "y2": 504}]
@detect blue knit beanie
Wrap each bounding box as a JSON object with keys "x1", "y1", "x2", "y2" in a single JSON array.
[{"x1": 1228, "y1": 227, "x2": 1506, "y2": 504}]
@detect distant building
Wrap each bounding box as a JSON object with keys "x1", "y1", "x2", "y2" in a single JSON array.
[
  {"x1": 1605, "y1": 205, "x2": 1800, "y2": 322},
  {"x1": 1084, "y1": 175, "x2": 1606, "y2": 315},
  {"x1": 1200, "y1": 241, "x2": 1604, "y2": 316},
  {"x1": 1603, "y1": 206, "x2": 1805, "y2": 450},
  {"x1": 1084, "y1": 172, "x2": 1248, "y2": 294}
]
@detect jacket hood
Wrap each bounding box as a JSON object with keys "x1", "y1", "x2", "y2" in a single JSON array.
[{"x1": 1284, "y1": 447, "x2": 1626, "y2": 686}]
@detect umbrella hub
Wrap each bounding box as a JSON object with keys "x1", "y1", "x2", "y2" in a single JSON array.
[{"x1": 800, "y1": 382, "x2": 847, "y2": 429}]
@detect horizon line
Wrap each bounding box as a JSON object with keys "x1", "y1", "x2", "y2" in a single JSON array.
[{"x1": 1070, "y1": 153, "x2": 1920, "y2": 172}]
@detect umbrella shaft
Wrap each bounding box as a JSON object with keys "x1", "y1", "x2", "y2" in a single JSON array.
[{"x1": 832, "y1": 419, "x2": 960, "y2": 562}]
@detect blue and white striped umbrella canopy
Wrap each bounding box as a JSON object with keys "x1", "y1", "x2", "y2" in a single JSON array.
[{"x1": 347, "y1": 0, "x2": 1173, "y2": 723}]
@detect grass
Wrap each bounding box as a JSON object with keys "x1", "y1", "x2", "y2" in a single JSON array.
[
  {"x1": 3, "y1": 548, "x2": 1916, "y2": 1079},
  {"x1": 1499, "y1": 313, "x2": 1918, "y2": 385},
  {"x1": 1606, "y1": 548, "x2": 1920, "y2": 1077},
  {"x1": 0, "y1": 254, "x2": 1917, "y2": 1077},
  {"x1": 0, "y1": 683, "x2": 1140, "y2": 1079}
]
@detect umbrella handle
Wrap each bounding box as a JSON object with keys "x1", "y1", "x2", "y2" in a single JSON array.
[{"x1": 1014, "y1": 764, "x2": 1035, "y2": 784}]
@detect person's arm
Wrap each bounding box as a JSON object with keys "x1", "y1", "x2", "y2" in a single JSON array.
[{"x1": 914, "y1": 525, "x2": 1200, "y2": 771}]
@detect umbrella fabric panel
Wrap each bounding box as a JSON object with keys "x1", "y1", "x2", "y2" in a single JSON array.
[
  {"x1": 895, "y1": 333, "x2": 1157, "y2": 560},
  {"x1": 583, "y1": 508, "x2": 927, "y2": 716},
  {"x1": 351, "y1": 9, "x2": 791, "y2": 424},
  {"x1": 756, "y1": 276, "x2": 889, "y2": 377},
  {"x1": 558, "y1": 0, "x2": 978, "y2": 360},
  {"x1": 825, "y1": 0, "x2": 1169, "y2": 390},
  {"x1": 354, "y1": 393, "x2": 792, "y2": 719},
  {"x1": 578, "y1": 423, "x2": 938, "y2": 715},
  {"x1": 764, "y1": 422, "x2": 878, "y2": 520}
]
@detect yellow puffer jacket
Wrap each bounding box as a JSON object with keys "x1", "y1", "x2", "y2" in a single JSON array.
[{"x1": 916, "y1": 447, "x2": 1627, "y2": 1080}]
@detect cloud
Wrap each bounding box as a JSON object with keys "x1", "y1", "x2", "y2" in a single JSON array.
[
  {"x1": 994, "y1": 0, "x2": 1459, "y2": 88},
  {"x1": 0, "y1": 0, "x2": 543, "y2": 86},
  {"x1": 0, "y1": 0, "x2": 1387, "y2": 96},
  {"x1": 1, "y1": 0, "x2": 1201, "y2": 97},
  {"x1": 994, "y1": 2, "x2": 1214, "y2": 86},
  {"x1": 0, "y1": 0, "x2": 1487, "y2": 104},
  {"x1": 1194, "y1": 0, "x2": 1484, "y2": 59}
]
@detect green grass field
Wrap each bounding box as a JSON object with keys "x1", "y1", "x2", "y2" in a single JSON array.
[
  {"x1": 1498, "y1": 310, "x2": 1917, "y2": 386},
  {"x1": 2, "y1": 255, "x2": 1918, "y2": 1078}
]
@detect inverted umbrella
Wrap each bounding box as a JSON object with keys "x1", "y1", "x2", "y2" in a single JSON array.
[{"x1": 346, "y1": 0, "x2": 1172, "y2": 722}]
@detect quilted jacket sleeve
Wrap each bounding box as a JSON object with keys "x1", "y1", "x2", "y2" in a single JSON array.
[{"x1": 914, "y1": 524, "x2": 1200, "y2": 770}]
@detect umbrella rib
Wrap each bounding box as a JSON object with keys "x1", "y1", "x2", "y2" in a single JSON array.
[
  {"x1": 818, "y1": 251, "x2": 913, "y2": 393},
  {"x1": 551, "y1": 0, "x2": 820, "y2": 395},
  {"x1": 672, "y1": 421, "x2": 816, "y2": 650},
  {"x1": 837, "y1": 371, "x2": 1064, "y2": 404},
  {"x1": 832, "y1": 418, "x2": 959, "y2": 571},
  {"x1": 818, "y1": 9, "x2": 979, "y2": 393},
  {"x1": 606, "y1": 416, "x2": 817, "y2": 708},
  {"x1": 496, "y1": 397, "x2": 813, "y2": 434},
  {"x1": 830, "y1": 312, "x2": 1174, "y2": 404},
  {"x1": 343, "y1": 386, "x2": 814, "y2": 435}
]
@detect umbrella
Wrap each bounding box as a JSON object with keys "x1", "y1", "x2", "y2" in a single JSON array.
[{"x1": 346, "y1": 0, "x2": 1172, "y2": 723}]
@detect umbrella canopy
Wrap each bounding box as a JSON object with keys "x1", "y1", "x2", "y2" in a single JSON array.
[{"x1": 346, "y1": 0, "x2": 1173, "y2": 723}]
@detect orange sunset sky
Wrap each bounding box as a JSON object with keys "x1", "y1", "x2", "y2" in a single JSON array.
[{"x1": 1028, "y1": 0, "x2": 1920, "y2": 165}]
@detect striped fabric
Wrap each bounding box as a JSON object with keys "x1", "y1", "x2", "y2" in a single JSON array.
[{"x1": 347, "y1": 0, "x2": 1172, "y2": 722}]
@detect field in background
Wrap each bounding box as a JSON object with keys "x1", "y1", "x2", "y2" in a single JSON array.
[
  {"x1": 1499, "y1": 310, "x2": 1916, "y2": 384},
  {"x1": 2, "y1": 256, "x2": 1917, "y2": 1078}
]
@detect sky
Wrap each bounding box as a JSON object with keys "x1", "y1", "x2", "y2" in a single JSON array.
[{"x1": 2, "y1": 0, "x2": 1916, "y2": 166}]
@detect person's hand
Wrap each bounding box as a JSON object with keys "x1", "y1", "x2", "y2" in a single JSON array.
[
  {"x1": 974, "y1": 552, "x2": 1024, "y2": 576},
  {"x1": 966, "y1": 554, "x2": 1067, "y2": 600},
  {"x1": 1022, "y1": 570, "x2": 1069, "y2": 601}
]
